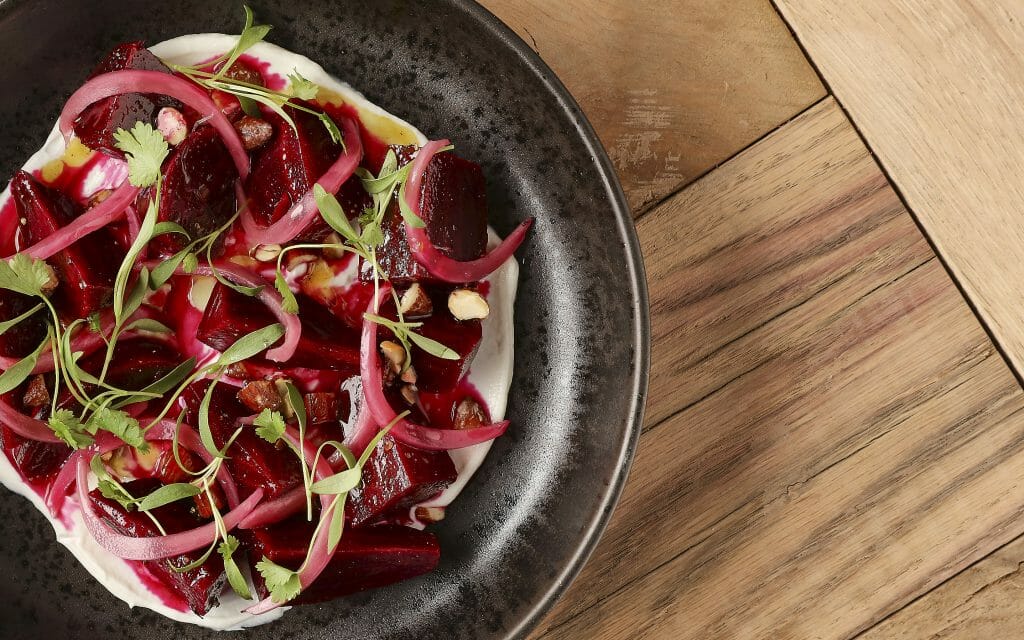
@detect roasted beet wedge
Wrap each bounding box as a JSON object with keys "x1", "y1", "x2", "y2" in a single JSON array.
[
  {"x1": 183, "y1": 381, "x2": 302, "y2": 500},
  {"x1": 73, "y1": 41, "x2": 180, "y2": 156},
  {"x1": 246, "y1": 519, "x2": 440, "y2": 604},
  {"x1": 246, "y1": 104, "x2": 341, "y2": 239},
  {"x1": 0, "y1": 288, "x2": 47, "y2": 358},
  {"x1": 88, "y1": 478, "x2": 226, "y2": 616},
  {"x1": 0, "y1": 407, "x2": 71, "y2": 484},
  {"x1": 141, "y1": 126, "x2": 239, "y2": 256},
  {"x1": 346, "y1": 434, "x2": 457, "y2": 526},
  {"x1": 197, "y1": 282, "x2": 360, "y2": 372},
  {"x1": 410, "y1": 287, "x2": 482, "y2": 393},
  {"x1": 11, "y1": 171, "x2": 122, "y2": 319},
  {"x1": 362, "y1": 152, "x2": 489, "y2": 283},
  {"x1": 79, "y1": 337, "x2": 183, "y2": 390}
]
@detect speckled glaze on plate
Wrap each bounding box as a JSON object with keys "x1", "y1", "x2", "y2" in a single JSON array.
[{"x1": 0, "y1": 1, "x2": 649, "y2": 638}]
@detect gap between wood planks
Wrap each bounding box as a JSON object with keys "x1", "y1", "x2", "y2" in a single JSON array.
[{"x1": 761, "y1": 1, "x2": 1024, "y2": 637}]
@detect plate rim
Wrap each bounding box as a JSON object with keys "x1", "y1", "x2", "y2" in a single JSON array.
[{"x1": 457, "y1": 1, "x2": 651, "y2": 637}]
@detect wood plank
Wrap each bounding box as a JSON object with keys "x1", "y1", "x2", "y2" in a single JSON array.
[
  {"x1": 479, "y1": 0, "x2": 825, "y2": 213},
  {"x1": 860, "y1": 534, "x2": 1024, "y2": 639},
  {"x1": 771, "y1": 0, "x2": 1024, "y2": 390},
  {"x1": 529, "y1": 98, "x2": 1024, "y2": 639}
]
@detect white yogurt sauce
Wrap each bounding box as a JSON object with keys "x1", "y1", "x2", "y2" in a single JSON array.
[{"x1": 0, "y1": 34, "x2": 517, "y2": 629}]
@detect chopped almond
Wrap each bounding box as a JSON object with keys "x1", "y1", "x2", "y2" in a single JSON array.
[
  {"x1": 380, "y1": 340, "x2": 405, "y2": 375},
  {"x1": 400, "y1": 384, "x2": 417, "y2": 406},
  {"x1": 448, "y1": 288, "x2": 489, "y2": 320},
  {"x1": 157, "y1": 107, "x2": 188, "y2": 146},
  {"x1": 415, "y1": 506, "x2": 445, "y2": 523}
]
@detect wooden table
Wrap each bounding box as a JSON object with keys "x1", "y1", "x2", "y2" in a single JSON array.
[{"x1": 478, "y1": 1, "x2": 1024, "y2": 638}]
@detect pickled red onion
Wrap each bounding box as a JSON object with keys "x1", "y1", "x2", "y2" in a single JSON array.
[
  {"x1": 9, "y1": 181, "x2": 140, "y2": 261},
  {"x1": 0, "y1": 396, "x2": 60, "y2": 442},
  {"x1": 359, "y1": 285, "x2": 509, "y2": 452},
  {"x1": 142, "y1": 259, "x2": 300, "y2": 362},
  {"x1": 76, "y1": 455, "x2": 263, "y2": 560},
  {"x1": 58, "y1": 70, "x2": 249, "y2": 179},
  {"x1": 240, "y1": 115, "x2": 363, "y2": 246},
  {"x1": 403, "y1": 139, "x2": 532, "y2": 283},
  {"x1": 245, "y1": 427, "x2": 334, "y2": 614}
]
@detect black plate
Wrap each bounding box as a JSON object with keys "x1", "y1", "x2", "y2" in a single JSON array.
[{"x1": 0, "y1": 1, "x2": 648, "y2": 638}]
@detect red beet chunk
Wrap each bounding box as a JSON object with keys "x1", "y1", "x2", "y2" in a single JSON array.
[
  {"x1": 88, "y1": 478, "x2": 226, "y2": 615},
  {"x1": 183, "y1": 381, "x2": 302, "y2": 500},
  {"x1": 0, "y1": 289, "x2": 47, "y2": 358},
  {"x1": 79, "y1": 338, "x2": 183, "y2": 390},
  {"x1": 410, "y1": 288, "x2": 482, "y2": 394},
  {"x1": 140, "y1": 126, "x2": 239, "y2": 256},
  {"x1": 346, "y1": 434, "x2": 456, "y2": 527},
  {"x1": 73, "y1": 41, "x2": 180, "y2": 156},
  {"x1": 0, "y1": 423, "x2": 71, "y2": 483},
  {"x1": 246, "y1": 104, "x2": 341, "y2": 240},
  {"x1": 196, "y1": 282, "x2": 360, "y2": 372},
  {"x1": 11, "y1": 171, "x2": 122, "y2": 319},
  {"x1": 363, "y1": 152, "x2": 489, "y2": 283},
  {"x1": 246, "y1": 519, "x2": 440, "y2": 604}
]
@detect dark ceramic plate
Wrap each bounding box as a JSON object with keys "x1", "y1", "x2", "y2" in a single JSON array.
[{"x1": 0, "y1": 1, "x2": 648, "y2": 638}]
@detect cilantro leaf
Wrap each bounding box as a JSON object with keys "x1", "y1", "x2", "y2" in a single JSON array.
[
  {"x1": 0, "y1": 254, "x2": 57, "y2": 298},
  {"x1": 113, "y1": 122, "x2": 169, "y2": 188},
  {"x1": 253, "y1": 408, "x2": 286, "y2": 444},
  {"x1": 91, "y1": 456, "x2": 137, "y2": 510},
  {"x1": 214, "y1": 5, "x2": 273, "y2": 82},
  {"x1": 274, "y1": 270, "x2": 299, "y2": 315},
  {"x1": 288, "y1": 71, "x2": 319, "y2": 100},
  {"x1": 48, "y1": 409, "x2": 93, "y2": 449},
  {"x1": 219, "y1": 536, "x2": 253, "y2": 599},
  {"x1": 255, "y1": 557, "x2": 301, "y2": 604},
  {"x1": 89, "y1": 407, "x2": 146, "y2": 449}
]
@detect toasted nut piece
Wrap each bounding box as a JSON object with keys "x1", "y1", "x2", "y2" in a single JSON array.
[
  {"x1": 447, "y1": 288, "x2": 489, "y2": 320},
  {"x1": 22, "y1": 375, "x2": 50, "y2": 408},
  {"x1": 399, "y1": 384, "x2": 417, "y2": 406},
  {"x1": 253, "y1": 243, "x2": 282, "y2": 262},
  {"x1": 399, "y1": 283, "x2": 433, "y2": 319},
  {"x1": 400, "y1": 364, "x2": 417, "y2": 384},
  {"x1": 274, "y1": 379, "x2": 295, "y2": 418},
  {"x1": 234, "y1": 115, "x2": 274, "y2": 151},
  {"x1": 415, "y1": 506, "x2": 445, "y2": 524},
  {"x1": 37, "y1": 262, "x2": 58, "y2": 296},
  {"x1": 237, "y1": 380, "x2": 284, "y2": 413},
  {"x1": 157, "y1": 107, "x2": 188, "y2": 146},
  {"x1": 379, "y1": 341, "x2": 406, "y2": 374},
  {"x1": 322, "y1": 233, "x2": 346, "y2": 259},
  {"x1": 87, "y1": 189, "x2": 113, "y2": 209},
  {"x1": 454, "y1": 397, "x2": 488, "y2": 430}
]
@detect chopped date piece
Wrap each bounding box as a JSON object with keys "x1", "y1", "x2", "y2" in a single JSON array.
[
  {"x1": 183, "y1": 381, "x2": 303, "y2": 500},
  {"x1": 73, "y1": 41, "x2": 181, "y2": 156},
  {"x1": 246, "y1": 104, "x2": 342, "y2": 240},
  {"x1": 140, "y1": 126, "x2": 239, "y2": 256},
  {"x1": 346, "y1": 434, "x2": 457, "y2": 527},
  {"x1": 237, "y1": 379, "x2": 284, "y2": 413},
  {"x1": 246, "y1": 519, "x2": 440, "y2": 604},
  {"x1": 89, "y1": 478, "x2": 226, "y2": 616},
  {"x1": 303, "y1": 392, "x2": 342, "y2": 425},
  {"x1": 453, "y1": 397, "x2": 488, "y2": 430},
  {"x1": 197, "y1": 283, "x2": 360, "y2": 373},
  {"x1": 221, "y1": 59, "x2": 266, "y2": 86},
  {"x1": 234, "y1": 115, "x2": 274, "y2": 151},
  {"x1": 22, "y1": 375, "x2": 50, "y2": 408},
  {"x1": 361, "y1": 152, "x2": 489, "y2": 284},
  {"x1": 12, "y1": 171, "x2": 123, "y2": 319}
]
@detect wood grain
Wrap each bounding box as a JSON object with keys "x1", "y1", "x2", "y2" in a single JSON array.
[
  {"x1": 478, "y1": 0, "x2": 825, "y2": 213},
  {"x1": 860, "y1": 534, "x2": 1024, "y2": 639},
  {"x1": 772, "y1": 0, "x2": 1024, "y2": 391},
  {"x1": 529, "y1": 98, "x2": 1024, "y2": 639}
]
